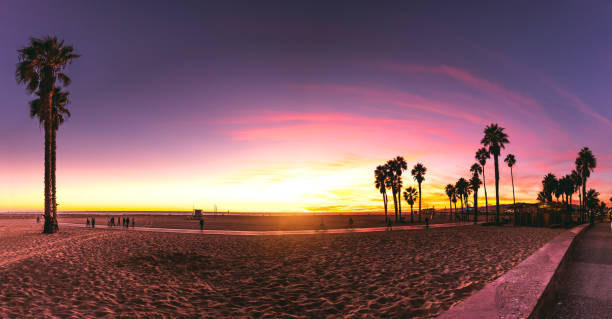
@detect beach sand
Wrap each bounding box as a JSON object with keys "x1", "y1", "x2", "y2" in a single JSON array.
[
  {"x1": 0, "y1": 219, "x2": 562, "y2": 318},
  {"x1": 56, "y1": 213, "x2": 492, "y2": 231}
]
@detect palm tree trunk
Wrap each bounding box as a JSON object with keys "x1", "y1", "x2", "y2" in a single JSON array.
[
  {"x1": 383, "y1": 192, "x2": 388, "y2": 222},
  {"x1": 448, "y1": 199, "x2": 452, "y2": 221},
  {"x1": 494, "y1": 154, "x2": 500, "y2": 224},
  {"x1": 453, "y1": 201, "x2": 457, "y2": 220},
  {"x1": 410, "y1": 205, "x2": 414, "y2": 223},
  {"x1": 460, "y1": 197, "x2": 464, "y2": 221},
  {"x1": 418, "y1": 183, "x2": 422, "y2": 222},
  {"x1": 392, "y1": 189, "x2": 398, "y2": 222},
  {"x1": 398, "y1": 191, "x2": 402, "y2": 221},
  {"x1": 582, "y1": 177, "x2": 586, "y2": 224},
  {"x1": 51, "y1": 127, "x2": 58, "y2": 228},
  {"x1": 473, "y1": 190, "x2": 478, "y2": 224},
  {"x1": 43, "y1": 90, "x2": 58, "y2": 234},
  {"x1": 483, "y1": 166, "x2": 488, "y2": 222}
]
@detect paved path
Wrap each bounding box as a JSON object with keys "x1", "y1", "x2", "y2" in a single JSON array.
[
  {"x1": 60, "y1": 221, "x2": 482, "y2": 236},
  {"x1": 548, "y1": 223, "x2": 612, "y2": 318}
]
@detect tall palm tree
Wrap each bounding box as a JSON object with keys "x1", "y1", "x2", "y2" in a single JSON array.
[
  {"x1": 504, "y1": 154, "x2": 516, "y2": 215},
  {"x1": 476, "y1": 148, "x2": 490, "y2": 222},
  {"x1": 30, "y1": 88, "x2": 71, "y2": 224},
  {"x1": 445, "y1": 184, "x2": 455, "y2": 221},
  {"x1": 411, "y1": 163, "x2": 427, "y2": 222},
  {"x1": 455, "y1": 178, "x2": 469, "y2": 221},
  {"x1": 16, "y1": 36, "x2": 80, "y2": 234},
  {"x1": 481, "y1": 124, "x2": 509, "y2": 224},
  {"x1": 394, "y1": 157, "x2": 407, "y2": 221},
  {"x1": 469, "y1": 173, "x2": 482, "y2": 224},
  {"x1": 385, "y1": 160, "x2": 398, "y2": 221},
  {"x1": 403, "y1": 186, "x2": 418, "y2": 223},
  {"x1": 374, "y1": 165, "x2": 388, "y2": 221},
  {"x1": 452, "y1": 190, "x2": 458, "y2": 220},
  {"x1": 560, "y1": 175, "x2": 574, "y2": 223},
  {"x1": 576, "y1": 147, "x2": 596, "y2": 223}
]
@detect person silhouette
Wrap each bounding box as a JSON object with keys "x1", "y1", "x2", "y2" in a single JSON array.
[
  {"x1": 86, "y1": 217, "x2": 90, "y2": 228},
  {"x1": 200, "y1": 219, "x2": 204, "y2": 230},
  {"x1": 92, "y1": 217, "x2": 96, "y2": 228},
  {"x1": 387, "y1": 219, "x2": 392, "y2": 231},
  {"x1": 348, "y1": 217, "x2": 354, "y2": 228}
]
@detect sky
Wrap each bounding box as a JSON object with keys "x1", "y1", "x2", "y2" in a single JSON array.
[{"x1": 0, "y1": 1, "x2": 611, "y2": 212}]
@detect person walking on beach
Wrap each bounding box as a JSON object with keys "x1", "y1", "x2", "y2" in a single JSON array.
[
  {"x1": 86, "y1": 217, "x2": 90, "y2": 228},
  {"x1": 348, "y1": 217, "x2": 354, "y2": 228},
  {"x1": 36, "y1": 216, "x2": 40, "y2": 224},
  {"x1": 387, "y1": 219, "x2": 392, "y2": 231},
  {"x1": 425, "y1": 216, "x2": 429, "y2": 228},
  {"x1": 200, "y1": 219, "x2": 204, "y2": 230},
  {"x1": 132, "y1": 218, "x2": 135, "y2": 228},
  {"x1": 92, "y1": 217, "x2": 96, "y2": 228}
]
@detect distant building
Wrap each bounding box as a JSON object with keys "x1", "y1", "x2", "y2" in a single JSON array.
[{"x1": 193, "y1": 209, "x2": 202, "y2": 218}]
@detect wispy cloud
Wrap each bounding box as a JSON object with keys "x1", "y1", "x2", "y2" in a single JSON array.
[{"x1": 544, "y1": 81, "x2": 611, "y2": 125}]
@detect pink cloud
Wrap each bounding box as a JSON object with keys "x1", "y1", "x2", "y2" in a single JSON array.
[
  {"x1": 545, "y1": 81, "x2": 611, "y2": 125},
  {"x1": 382, "y1": 63, "x2": 545, "y2": 116}
]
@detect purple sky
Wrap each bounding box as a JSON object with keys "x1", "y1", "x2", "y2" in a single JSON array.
[{"x1": 0, "y1": 1, "x2": 611, "y2": 211}]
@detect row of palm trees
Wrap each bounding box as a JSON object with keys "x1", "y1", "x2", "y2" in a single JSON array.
[
  {"x1": 374, "y1": 158, "x2": 427, "y2": 222},
  {"x1": 538, "y1": 147, "x2": 599, "y2": 224},
  {"x1": 16, "y1": 36, "x2": 79, "y2": 233},
  {"x1": 375, "y1": 123, "x2": 515, "y2": 225},
  {"x1": 443, "y1": 124, "x2": 514, "y2": 224}
]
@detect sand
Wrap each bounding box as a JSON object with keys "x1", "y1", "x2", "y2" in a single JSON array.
[
  {"x1": 56, "y1": 213, "x2": 492, "y2": 231},
  {"x1": 0, "y1": 218, "x2": 563, "y2": 318}
]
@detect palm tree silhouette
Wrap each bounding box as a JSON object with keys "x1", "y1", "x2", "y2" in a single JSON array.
[
  {"x1": 455, "y1": 178, "x2": 469, "y2": 221},
  {"x1": 16, "y1": 36, "x2": 80, "y2": 234},
  {"x1": 394, "y1": 157, "x2": 407, "y2": 221},
  {"x1": 570, "y1": 169, "x2": 582, "y2": 213},
  {"x1": 469, "y1": 172, "x2": 482, "y2": 224},
  {"x1": 374, "y1": 165, "x2": 388, "y2": 221},
  {"x1": 481, "y1": 124, "x2": 509, "y2": 224},
  {"x1": 476, "y1": 148, "x2": 490, "y2": 222},
  {"x1": 411, "y1": 163, "x2": 427, "y2": 222},
  {"x1": 445, "y1": 184, "x2": 455, "y2": 221},
  {"x1": 584, "y1": 189, "x2": 600, "y2": 224},
  {"x1": 384, "y1": 160, "x2": 398, "y2": 221},
  {"x1": 576, "y1": 147, "x2": 596, "y2": 223},
  {"x1": 504, "y1": 154, "x2": 517, "y2": 215},
  {"x1": 403, "y1": 186, "x2": 418, "y2": 223},
  {"x1": 30, "y1": 88, "x2": 71, "y2": 223},
  {"x1": 542, "y1": 173, "x2": 557, "y2": 203}
]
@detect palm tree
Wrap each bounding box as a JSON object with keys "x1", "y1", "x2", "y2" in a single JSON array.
[
  {"x1": 537, "y1": 191, "x2": 547, "y2": 203},
  {"x1": 385, "y1": 160, "x2": 398, "y2": 221},
  {"x1": 542, "y1": 173, "x2": 557, "y2": 203},
  {"x1": 504, "y1": 154, "x2": 517, "y2": 215},
  {"x1": 576, "y1": 147, "x2": 596, "y2": 223},
  {"x1": 394, "y1": 157, "x2": 407, "y2": 221},
  {"x1": 481, "y1": 124, "x2": 509, "y2": 224},
  {"x1": 374, "y1": 165, "x2": 389, "y2": 221},
  {"x1": 570, "y1": 169, "x2": 582, "y2": 212},
  {"x1": 411, "y1": 163, "x2": 427, "y2": 222},
  {"x1": 16, "y1": 36, "x2": 80, "y2": 234},
  {"x1": 30, "y1": 88, "x2": 71, "y2": 226},
  {"x1": 584, "y1": 188, "x2": 600, "y2": 224},
  {"x1": 445, "y1": 184, "x2": 455, "y2": 221},
  {"x1": 455, "y1": 178, "x2": 469, "y2": 221},
  {"x1": 560, "y1": 175, "x2": 574, "y2": 223},
  {"x1": 469, "y1": 173, "x2": 482, "y2": 224},
  {"x1": 475, "y1": 148, "x2": 490, "y2": 221},
  {"x1": 403, "y1": 187, "x2": 418, "y2": 223}
]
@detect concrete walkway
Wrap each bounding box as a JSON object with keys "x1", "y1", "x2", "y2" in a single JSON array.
[
  {"x1": 548, "y1": 223, "x2": 612, "y2": 318},
  {"x1": 60, "y1": 221, "x2": 482, "y2": 236}
]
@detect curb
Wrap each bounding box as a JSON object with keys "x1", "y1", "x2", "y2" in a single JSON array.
[{"x1": 437, "y1": 224, "x2": 589, "y2": 319}]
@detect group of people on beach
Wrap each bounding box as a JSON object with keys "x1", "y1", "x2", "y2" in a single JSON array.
[
  {"x1": 108, "y1": 216, "x2": 134, "y2": 228},
  {"x1": 85, "y1": 216, "x2": 134, "y2": 228}
]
